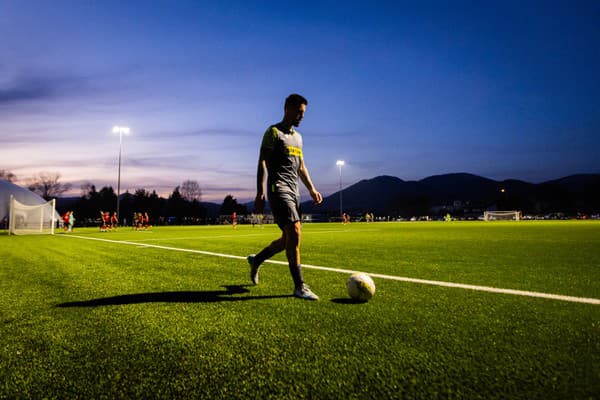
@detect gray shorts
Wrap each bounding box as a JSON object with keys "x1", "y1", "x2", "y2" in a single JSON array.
[{"x1": 268, "y1": 190, "x2": 301, "y2": 230}]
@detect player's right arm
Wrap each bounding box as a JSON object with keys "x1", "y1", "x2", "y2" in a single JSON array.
[
  {"x1": 255, "y1": 155, "x2": 267, "y2": 214},
  {"x1": 255, "y1": 127, "x2": 276, "y2": 214}
]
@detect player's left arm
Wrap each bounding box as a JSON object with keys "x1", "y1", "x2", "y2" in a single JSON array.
[{"x1": 299, "y1": 157, "x2": 323, "y2": 205}]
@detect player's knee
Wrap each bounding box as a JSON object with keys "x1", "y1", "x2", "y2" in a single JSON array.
[{"x1": 285, "y1": 222, "x2": 301, "y2": 244}]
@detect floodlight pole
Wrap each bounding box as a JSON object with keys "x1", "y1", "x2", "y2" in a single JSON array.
[
  {"x1": 113, "y1": 126, "x2": 130, "y2": 222},
  {"x1": 336, "y1": 160, "x2": 345, "y2": 217}
]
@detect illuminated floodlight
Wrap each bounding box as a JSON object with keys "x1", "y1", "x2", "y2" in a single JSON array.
[
  {"x1": 113, "y1": 126, "x2": 130, "y2": 135},
  {"x1": 113, "y1": 126, "x2": 131, "y2": 222}
]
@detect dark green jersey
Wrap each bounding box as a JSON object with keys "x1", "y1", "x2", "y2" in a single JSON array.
[{"x1": 261, "y1": 123, "x2": 304, "y2": 195}]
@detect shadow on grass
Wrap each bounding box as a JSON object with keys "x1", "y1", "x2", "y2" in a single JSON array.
[
  {"x1": 330, "y1": 298, "x2": 369, "y2": 305},
  {"x1": 56, "y1": 285, "x2": 292, "y2": 307}
]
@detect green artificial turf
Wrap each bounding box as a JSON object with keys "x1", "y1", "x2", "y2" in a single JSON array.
[{"x1": 0, "y1": 221, "x2": 598, "y2": 399}]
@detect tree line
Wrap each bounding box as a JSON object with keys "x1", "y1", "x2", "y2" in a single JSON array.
[
  {"x1": 2, "y1": 170, "x2": 248, "y2": 226},
  {"x1": 74, "y1": 182, "x2": 248, "y2": 226}
]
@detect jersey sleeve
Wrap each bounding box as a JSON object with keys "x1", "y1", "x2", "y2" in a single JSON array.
[{"x1": 260, "y1": 126, "x2": 278, "y2": 150}]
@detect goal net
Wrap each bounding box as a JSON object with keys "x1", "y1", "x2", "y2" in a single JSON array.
[
  {"x1": 9, "y1": 195, "x2": 57, "y2": 235},
  {"x1": 483, "y1": 210, "x2": 521, "y2": 221}
]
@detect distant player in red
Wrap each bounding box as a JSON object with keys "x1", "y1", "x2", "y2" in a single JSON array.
[
  {"x1": 104, "y1": 211, "x2": 111, "y2": 231},
  {"x1": 111, "y1": 212, "x2": 118, "y2": 229},
  {"x1": 63, "y1": 211, "x2": 70, "y2": 231},
  {"x1": 232, "y1": 211, "x2": 237, "y2": 229},
  {"x1": 144, "y1": 212, "x2": 150, "y2": 229},
  {"x1": 137, "y1": 212, "x2": 144, "y2": 230}
]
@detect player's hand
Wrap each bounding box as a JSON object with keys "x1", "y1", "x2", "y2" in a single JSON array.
[
  {"x1": 254, "y1": 194, "x2": 265, "y2": 214},
  {"x1": 310, "y1": 189, "x2": 323, "y2": 205}
]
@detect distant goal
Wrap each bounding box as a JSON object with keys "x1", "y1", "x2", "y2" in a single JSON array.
[
  {"x1": 9, "y1": 195, "x2": 57, "y2": 235},
  {"x1": 483, "y1": 210, "x2": 522, "y2": 221}
]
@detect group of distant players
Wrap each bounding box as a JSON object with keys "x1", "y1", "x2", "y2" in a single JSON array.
[
  {"x1": 99, "y1": 211, "x2": 151, "y2": 231},
  {"x1": 231, "y1": 212, "x2": 265, "y2": 229},
  {"x1": 62, "y1": 211, "x2": 75, "y2": 232},
  {"x1": 250, "y1": 213, "x2": 264, "y2": 227},
  {"x1": 133, "y1": 212, "x2": 151, "y2": 230},
  {"x1": 342, "y1": 212, "x2": 375, "y2": 224},
  {"x1": 99, "y1": 211, "x2": 119, "y2": 232}
]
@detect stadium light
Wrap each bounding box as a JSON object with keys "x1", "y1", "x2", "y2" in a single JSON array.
[
  {"x1": 336, "y1": 160, "x2": 345, "y2": 217},
  {"x1": 113, "y1": 126, "x2": 130, "y2": 222}
]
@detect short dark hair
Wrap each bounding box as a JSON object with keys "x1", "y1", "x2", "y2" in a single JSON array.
[{"x1": 284, "y1": 93, "x2": 307, "y2": 109}]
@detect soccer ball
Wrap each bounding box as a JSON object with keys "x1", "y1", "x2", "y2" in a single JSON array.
[{"x1": 347, "y1": 272, "x2": 376, "y2": 302}]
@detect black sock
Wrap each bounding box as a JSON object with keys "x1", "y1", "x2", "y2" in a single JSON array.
[
  {"x1": 289, "y1": 264, "x2": 304, "y2": 289},
  {"x1": 255, "y1": 246, "x2": 279, "y2": 266}
]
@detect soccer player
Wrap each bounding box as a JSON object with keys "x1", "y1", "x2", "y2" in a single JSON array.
[
  {"x1": 103, "y1": 211, "x2": 111, "y2": 231},
  {"x1": 247, "y1": 94, "x2": 323, "y2": 301},
  {"x1": 99, "y1": 211, "x2": 106, "y2": 231},
  {"x1": 232, "y1": 211, "x2": 237, "y2": 229},
  {"x1": 342, "y1": 212, "x2": 350, "y2": 225},
  {"x1": 68, "y1": 211, "x2": 75, "y2": 232},
  {"x1": 111, "y1": 212, "x2": 118, "y2": 229},
  {"x1": 63, "y1": 211, "x2": 70, "y2": 232}
]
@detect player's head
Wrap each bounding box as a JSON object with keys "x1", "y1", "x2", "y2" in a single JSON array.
[{"x1": 284, "y1": 93, "x2": 307, "y2": 127}]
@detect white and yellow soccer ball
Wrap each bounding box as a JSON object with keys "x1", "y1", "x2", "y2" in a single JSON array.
[{"x1": 347, "y1": 272, "x2": 376, "y2": 302}]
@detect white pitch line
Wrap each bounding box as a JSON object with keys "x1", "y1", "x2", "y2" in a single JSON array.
[
  {"x1": 60, "y1": 234, "x2": 600, "y2": 305},
  {"x1": 130, "y1": 233, "x2": 276, "y2": 242}
]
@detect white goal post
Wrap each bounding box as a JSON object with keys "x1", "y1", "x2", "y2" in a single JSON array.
[
  {"x1": 8, "y1": 195, "x2": 57, "y2": 235},
  {"x1": 483, "y1": 210, "x2": 522, "y2": 221}
]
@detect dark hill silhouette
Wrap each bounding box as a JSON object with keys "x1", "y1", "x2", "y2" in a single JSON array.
[
  {"x1": 317, "y1": 175, "x2": 422, "y2": 215},
  {"x1": 544, "y1": 174, "x2": 600, "y2": 193},
  {"x1": 418, "y1": 173, "x2": 498, "y2": 202},
  {"x1": 303, "y1": 173, "x2": 600, "y2": 217}
]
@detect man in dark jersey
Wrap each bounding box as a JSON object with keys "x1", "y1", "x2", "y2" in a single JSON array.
[{"x1": 247, "y1": 94, "x2": 323, "y2": 300}]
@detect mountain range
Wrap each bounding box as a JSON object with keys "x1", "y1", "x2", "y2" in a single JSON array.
[{"x1": 300, "y1": 173, "x2": 600, "y2": 217}]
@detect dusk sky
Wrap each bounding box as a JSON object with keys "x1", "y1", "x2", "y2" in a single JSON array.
[{"x1": 1, "y1": 1, "x2": 599, "y2": 202}]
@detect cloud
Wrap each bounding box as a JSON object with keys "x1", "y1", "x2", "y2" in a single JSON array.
[
  {"x1": 0, "y1": 72, "x2": 92, "y2": 105},
  {"x1": 0, "y1": 78, "x2": 54, "y2": 103},
  {"x1": 143, "y1": 127, "x2": 255, "y2": 140}
]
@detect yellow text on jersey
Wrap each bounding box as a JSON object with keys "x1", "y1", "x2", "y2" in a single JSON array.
[{"x1": 286, "y1": 146, "x2": 303, "y2": 157}]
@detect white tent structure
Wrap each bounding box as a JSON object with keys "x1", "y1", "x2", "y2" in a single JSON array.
[{"x1": 0, "y1": 180, "x2": 62, "y2": 227}]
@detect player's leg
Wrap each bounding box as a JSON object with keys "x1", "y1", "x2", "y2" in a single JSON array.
[
  {"x1": 283, "y1": 221, "x2": 302, "y2": 286},
  {"x1": 247, "y1": 228, "x2": 286, "y2": 285},
  {"x1": 284, "y1": 221, "x2": 318, "y2": 300},
  {"x1": 247, "y1": 193, "x2": 287, "y2": 284}
]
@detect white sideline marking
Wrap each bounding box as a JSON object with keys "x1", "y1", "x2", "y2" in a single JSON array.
[
  {"x1": 130, "y1": 233, "x2": 274, "y2": 242},
  {"x1": 61, "y1": 234, "x2": 600, "y2": 305}
]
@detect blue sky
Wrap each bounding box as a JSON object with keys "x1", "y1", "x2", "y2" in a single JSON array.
[{"x1": 1, "y1": 1, "x2": 598, "y2": 202}]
